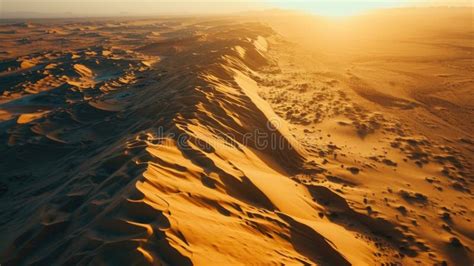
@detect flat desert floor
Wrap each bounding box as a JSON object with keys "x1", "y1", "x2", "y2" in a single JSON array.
[{"x1": 0, "y1": 8, "x2": 473, "y2": 265}]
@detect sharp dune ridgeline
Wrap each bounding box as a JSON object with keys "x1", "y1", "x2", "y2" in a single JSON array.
[{"x1": 0, "y1": 8, "x2": 473, "y2": 265}]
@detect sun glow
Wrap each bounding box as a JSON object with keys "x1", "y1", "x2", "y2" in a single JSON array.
[
  {"x1": 1, "y1": 0, "x2": 471, "y2": 17},
  {"x1": 268, "y1": 1, "x2": 403, "y2": 16},
  {"x1": 267, "y1": 0, "x2": 472, "y2": 17}
]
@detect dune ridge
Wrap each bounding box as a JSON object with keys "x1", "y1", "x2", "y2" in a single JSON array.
[{"x1": 0, "y1": 21, "x2": 386, "y2": 265}]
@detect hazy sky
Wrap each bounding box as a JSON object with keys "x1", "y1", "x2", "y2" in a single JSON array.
[{"x1": 1, "y1": 0, "x2": 472, "y2": 17}]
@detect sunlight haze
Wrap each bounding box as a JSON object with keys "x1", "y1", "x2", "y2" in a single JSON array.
[{"x1": 1, "y1": 0, "x2": 472, "y2": 17}]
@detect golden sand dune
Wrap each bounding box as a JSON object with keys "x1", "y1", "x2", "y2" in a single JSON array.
[{"x1": 0, "y1": 8, "x2": 473, "y2": 265}]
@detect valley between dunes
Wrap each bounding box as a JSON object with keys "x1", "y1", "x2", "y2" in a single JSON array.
[{"x1": 0, "y1": 8, "x2": 473, "y2": 265}]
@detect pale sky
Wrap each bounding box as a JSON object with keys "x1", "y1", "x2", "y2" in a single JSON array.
[{"x1": 0, "y1": 0, "x2": 472, "y2": 18}]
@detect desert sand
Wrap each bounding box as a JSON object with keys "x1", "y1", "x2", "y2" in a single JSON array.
[{"x1": 0, "y1": 8, "x2": 473, "y2": 265}]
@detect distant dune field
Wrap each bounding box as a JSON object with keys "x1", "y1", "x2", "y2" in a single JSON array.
[{"x1": 0, "y1": 8, "x2": 473, "y2": 265}]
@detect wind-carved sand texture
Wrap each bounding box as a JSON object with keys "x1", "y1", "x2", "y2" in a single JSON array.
[{"x1": 0, "y1": 9, "x2": 473, "y2": 265}]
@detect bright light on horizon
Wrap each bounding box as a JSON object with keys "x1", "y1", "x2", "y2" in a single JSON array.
[
  {"x1": 269, "y1": 1, "x2": 402, "y2": 17},
  {"x1": 0, "y1": 0, "x2": 472, "y2": 18},
  {"x1": 267, "y1": 0, "x2": 473, "y2": 17}
]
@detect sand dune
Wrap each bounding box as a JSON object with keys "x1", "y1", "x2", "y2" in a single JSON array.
[{"x1": 0, "y1": 8, "x2": 473, "y2": 265}]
